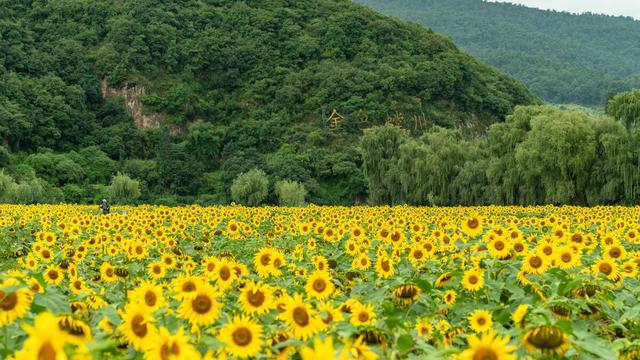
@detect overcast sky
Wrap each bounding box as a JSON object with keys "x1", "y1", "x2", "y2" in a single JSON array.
[{"x1": 488, "y1": 0, "x2": 640, "y2": 19}]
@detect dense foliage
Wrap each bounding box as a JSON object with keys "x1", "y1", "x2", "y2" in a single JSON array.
[
  {"x1": 0, "y1": 205, "x2": 638, "y2": 359},
  {"x1": 355, "y1": 0, "x2": 640, "y2": 106},
  {"x1": 0, "y1": 0, "x2": 536, "y2": 205},
  {"x1": 362, "y1": 97, "x2": 640, "y2": 206}
]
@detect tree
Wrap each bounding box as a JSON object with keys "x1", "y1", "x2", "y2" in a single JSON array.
[
  {"x1": 230, "y1": 168, "x2": 269, "y2": 206},
  {"x1": 360, "y1": 125, "x2": 407, "y2": 204},
  {"x1": 515, "y1": 109, "x2": 596, "y2": 204},
  {"x1": 607, "y1": 89, "x2": 640, "y2": 130},
  {"x1": 275, "y1": 180, "x2": 307, "y2": 206},
  {"x1": 109, "y1": 172, "x2": 141, "y2": 204}
]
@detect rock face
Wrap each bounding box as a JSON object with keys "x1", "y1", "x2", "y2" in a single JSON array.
[{"x1": 101, "y1": 80, "x2": 161, "y2": 129}]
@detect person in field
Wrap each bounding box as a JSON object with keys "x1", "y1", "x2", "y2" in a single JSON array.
[{"x1": 100, "y1": 199, "x2": 110, "y2": 215}]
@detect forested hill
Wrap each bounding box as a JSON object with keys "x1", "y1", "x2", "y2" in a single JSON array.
[
  {"x1": 0, "y1": 0, "x2": 535, "y2": 205},
  {"x1": 355, "y1": 0, "x2": 640, "y2": 107}
]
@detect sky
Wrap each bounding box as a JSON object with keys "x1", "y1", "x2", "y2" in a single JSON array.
[{"x1": 488, "y1": 0, "x2": 640, "y2": 19}]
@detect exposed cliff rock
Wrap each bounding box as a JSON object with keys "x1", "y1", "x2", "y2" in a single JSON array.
[{"x1": 101, "y1": 80, "x2": 162, "y2": 129}]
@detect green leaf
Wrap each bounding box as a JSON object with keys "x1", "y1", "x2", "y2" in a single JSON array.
[{"x1": 397, "y1": 334, "x2": 414, "y2": 354}]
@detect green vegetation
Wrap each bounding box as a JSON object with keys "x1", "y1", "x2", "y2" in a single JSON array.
[
  {"x1": 355, "y1": 0, "x2": 640, "y2": 106},
  {"x1": 0, "y1": 0, "x2": 535, "y2": 205},
  {"x1": 231, "y1": 169, "x2": 269, "y2": 207},
  {"x1": 362, "y1": 89, "x2": 640, "y2": 205},
  {"x1": 275, "y1": 180, "x2": 308, "y2": 207}
]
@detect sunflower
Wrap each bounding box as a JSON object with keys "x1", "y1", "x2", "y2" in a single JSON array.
[
  {"x1": 0, "y1": 279, "x2": 33, "y2": 326},
  {"x1": 304, "y1": 271, "x2": 335, "y2": 300},
  {"x1": 416, "y1": 319, "x2": 434, "y2": 338},
  {"x1": 592, "y1": 259, "x2": 620, "y2": 281},
  {"x1": 352, "y1": 254, "x2": 371, "y2": 270},
  {"x1": 218, "y1": 316, "x2": 264, "y2": 359},
  {"x1": 172, "y1": 275, "x2": 202, "y2": 300},
  {"x1": 375, "y1": 256, "x2": 395, "y2": 279},
  {"x1": 177, "y1": 282, "x2": 221, "y2": 327},
  {"x1": 522, "y1": 326, "x2": 570, "y2": 355},
  {"x1": 522, "y1": 252, "x2": 548, "y2": 275},
  {"x1": 13, "y1": 312, "x2": 69, "y2": 360},
  {"x1": 119, "y1": 302, "x2": 157, "y2": 351},
  {"x1": 350, "y1": 303, "x2": 376, "y2": 327},
  {"x1": 238, "y1": 280, "x2": 274, "y2": 315},
  {"x1": 462, "y1": 216, "x2": 483, "y2": 237},
  {"x1": 130, "y1": 280, "x2": 167, "y2": 312},
  {"x1": 443, "y1": 290, "x2": 457, "y2": 305},
  {"x1": 461, "y1": 268, "x2": 485, "y2": 292},
  {"x1": 44, "y1": 265, "x2": 64, "y2": 285},
  {"x1": 147, "y1": 261, "x2": 166, "y2": 279},
  {"x1": 318, "y1": 302, "x2": 344, "y2": 325},
  {"x1": 512, "y1": 304, "x2": 528, "y2": 328},
  {"x1": 300, "y1": 337, "x2": 348, "y2": 360},
  {"x1": 57, "y1": 315, "x2": 92, "y2": 346},
  {"x1": 487, "y1": 237, "x2": 511, "y2": 259},
  {"x1": 468, "y1": 309, "x2": 493, "y2": 333},
  {"x1": 213, "y1": 258, "x2": 237, "y2": 290},
  {"x1": 459, "y1": 330, "x2": 516, "y2": 360},
  {"x1": 144, "y1": 327, "x2": 200, "y2": 360},
  {"x1": 392, "y1": 284, "x2": 421, "y2": 305},
  {"x1": 555, "y1": 247, "x2": 580, "y2": 269},
  {"x1": 435, "y1": 272, "x2": 453, "y2": 288},
  {"x1": 278, "y1": 294, "x2": 323, "y2": 340},
  {"x1": 100, "y1": 262, "x2": 118, "y2": 283}
]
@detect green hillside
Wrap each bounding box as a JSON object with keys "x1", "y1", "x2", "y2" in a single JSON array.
[
  {"x1": 0, "y1": 0, "x2": 535, "y2": 205},
  {"x1": 355, "y1": 0, "x2": 640, "y2": 106}
]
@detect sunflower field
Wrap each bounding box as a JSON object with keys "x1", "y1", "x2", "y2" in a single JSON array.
[{"x1": 0, "y1": 204, "x2": 639, "y2": 360}]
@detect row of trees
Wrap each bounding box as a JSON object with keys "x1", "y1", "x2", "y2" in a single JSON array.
[
  {"x1": 0, "y1": 171, "x2": 140, "y2": 205},
  {"x1": 362, "y1": 90, "x2": 640, "y2": 205}
]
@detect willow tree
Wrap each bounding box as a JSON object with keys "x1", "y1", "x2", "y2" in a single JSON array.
[
  {"x1": 607, "y1": 89, "x2": 640, "y2": 130},
  {"x1": 515, "y1": 109, "x2": 596, "y2": 204},
  {"x1": 360, "y1": 125, "x2": 406, "y2": 205}
]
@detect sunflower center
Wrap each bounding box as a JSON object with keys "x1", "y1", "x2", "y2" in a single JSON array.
[
  {"x1": 358, "y1": 311, "x2": 370, "y2": 322},
  {"x1": 192, "y1": 294, "x2": 212, "y2": 314},
  {"x1": 182, "y1": 281, "x2": 196, "y2": 292},
  {"x1": 472, "y1": 348, "x2": 498, "y2": 360},
  {"x1": 260, "y1": 254, "x2": 271, "y2": 266},
  {"x1": 131, "y1": 314, "x2": 148, "y2": 337},
  {"x1": 413, "y1": 250, "x2": 424, "y2": 259},
  {"x1": 529, "y1": 256, "x2": 542, "y2": 268},
  {"x1": 232, "y1": 327, "x2": 253, "y2": 347},
  {"x1": 380, "y1": 229, "x2": 389, "y2": 238},
  {"x1": 609, "y1": 248, "x2": 621, "y2": 258},
  {"x1": 293, "y1": 307, "x2": 309, "y2": 326},
  {"x1": 38, "y1": 341, "x2": 57, "y2": 360},
  {"x1": 543, "y1": 246, "x2": 553, "y2": 255},
  {"x1": 0, "y1": 292, "x2": 17, "y2": 311},
  {"x1": 219, "y1": 266, "x2": 231, "y2": 281},
  {"x1": 207, "y1": 263, "x2": 215, "y2": 272},
  {"x1": 106, "y1": 268, "x2": 114, "y2": 277},
  {"x1": 494, "y1": 241, "x2": 504, "y2": 251},
  {"x1": 313, "y1": 279, "x2": 327, "y2": 293},
  {"x1": 48, "y1": 270, "x2": 59, "y2": 280},
  {"x1": 561, "y1": 253, "x2": 572, "y2": 263},
  {"x1": 467, "y1": 218, "x2": 479, "y2": 229},
  {"x1": 160, "y1": 341, "x2": 180, "y2": 360},
  {"x1": 247, "y1": 289, "x2": 265, "y2": 307},
  {"x1": 468, "y1": 275, "x2": 478, "y2": 285},
  {"x1": 273, "y1": 259, "x2": 282, "y2": 267},
  {"x1": 42, "y1": 249, "x2": 51, "y2": 259},
  {"x1": 153, "y1": 266, "x2": 162, "y2": 274},
  {"x1": 381, "y1": 260, "x2": 390, "y2": 272},
  {"x1": 477, "y1": 317, "x2": 486, "y2": 326},
  {"x1": 514, "y1": 243, "x2": 524, "y2": 252},
  {"x1": 599, "y1": 262, "x2": 613, "y2": 275},
  {"x1": 145, "y1": 291, "x2": 157, "y2": 307}
]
